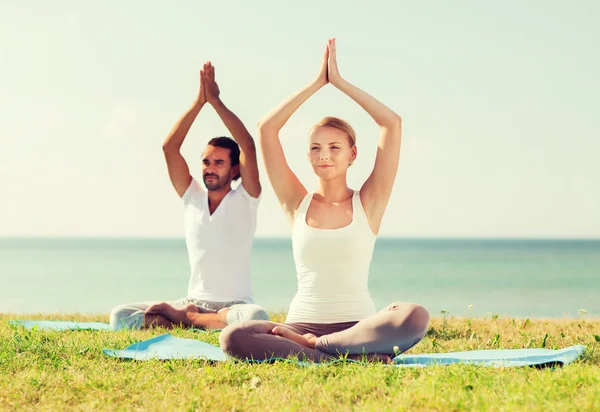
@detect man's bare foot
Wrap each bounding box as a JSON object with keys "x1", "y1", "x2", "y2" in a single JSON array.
[
  {"x1": 183, "y1": 303, "x2": 200, "y2": 313},
  {"x1": 217, "y1": 308, "x2": 229, "y2": 319},
  {"x1": 143, "y1": 314, "x2": 174, "y2": 329},
  {"x1": 216, "y1": 307, "x2": 230, "y2": 324},
  {"x1": 145, "y1": 302, "x2": 171, "y2": 315}
]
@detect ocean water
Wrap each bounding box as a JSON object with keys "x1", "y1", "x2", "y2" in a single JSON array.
[{"x1": 1, "y1": 237, "x2": 599, "y2": 319}]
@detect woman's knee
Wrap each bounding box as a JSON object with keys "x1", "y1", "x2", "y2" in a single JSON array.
[
  {"x1": 219, "y1": 324, "x2": 246, "y2": 356},
  {"x1": 388, "y1": 302, "x2": 430, "y2": 335},
  {"x1": 409, "y1": 304, "x2": 430, "y2": 336},
  {"x1": 219, "y1": 321, "x2": 268, "y2": 357}
]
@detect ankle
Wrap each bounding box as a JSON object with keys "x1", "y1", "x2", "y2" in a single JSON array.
[{"x1": 184, "y1": 304, "x2": 200, "y2": 313}]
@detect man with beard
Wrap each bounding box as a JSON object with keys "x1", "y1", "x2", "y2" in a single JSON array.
[{"x1": 110, "y1": 62, "x2": 269, "y2": 330}]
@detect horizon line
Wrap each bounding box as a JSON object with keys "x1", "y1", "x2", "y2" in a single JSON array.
[{"x1": 1, "y1": 235, "x2": 599, "y2": 241}]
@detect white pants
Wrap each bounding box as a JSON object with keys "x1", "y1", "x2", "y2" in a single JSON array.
[{"x1": 110, "y1": 297, "x2": 269, "y2": 330}]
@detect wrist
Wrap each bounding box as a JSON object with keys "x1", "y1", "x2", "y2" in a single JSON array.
[
  {"x1": 332, "y1": 77, "x2": 347, "y2": 90},
  {"x1": 309, "y1": 79, "x2": 326, "y2": 92},
  {"x1": 208, "y1": 97, "x2": 223, "y2": 107}
]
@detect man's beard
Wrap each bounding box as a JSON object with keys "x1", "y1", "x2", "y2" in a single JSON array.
[{"x1": 203, "y1": 174, "x2": 228, "y2": 191}]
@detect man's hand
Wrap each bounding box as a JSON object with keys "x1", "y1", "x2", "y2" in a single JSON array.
[
  {"x1": 197, "y1": 67, "x2": 207, "y2": 105},
  {"x1": 202, "y1": 61, "x2": 221, "y2": 105}
]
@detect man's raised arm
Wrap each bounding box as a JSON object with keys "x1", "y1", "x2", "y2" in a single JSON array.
[
  {"x1": 203, "y1": 62, "x2": 261, "y2": 198},
  {"x1": 162, "y1": 70, "x2": 207, "y2": 198}
]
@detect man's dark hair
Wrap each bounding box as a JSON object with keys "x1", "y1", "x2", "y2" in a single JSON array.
[{"x1": 207, "y1": 136, "x2": 241, "y2": 181}]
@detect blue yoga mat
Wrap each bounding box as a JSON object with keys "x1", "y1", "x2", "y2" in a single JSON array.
[
  {"x1": 8, "y1": 320, "x2": 215, "y2": 333},
  {"x1": 393, "y1": 345, "x2": 586, "y2": 368},
  {"x1": 102, "y1": 334, "x2": 586, "y2": 367},
  {"x1": 9, "y1": 320, "x2": 113, "y2": 331},
  {"x1": 103, "y1": 333, "x2": 227, "y2": 361}
]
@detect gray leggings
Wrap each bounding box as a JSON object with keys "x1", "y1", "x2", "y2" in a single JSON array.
[{"x1": 219, "y1": 302, "x2": 430, "y2": 362}]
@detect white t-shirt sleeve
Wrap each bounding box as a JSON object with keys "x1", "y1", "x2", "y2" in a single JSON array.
[
  {"x1": 236, "y1": 182, "x2": 261, "y2": 207},
  {"x1": 182, "y1": 178, "x2": 205, "y2": 204}
]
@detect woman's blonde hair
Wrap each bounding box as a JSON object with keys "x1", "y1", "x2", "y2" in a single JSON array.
[{"x1": 310, "y1": 116, "x2": 356, "y2": 146}]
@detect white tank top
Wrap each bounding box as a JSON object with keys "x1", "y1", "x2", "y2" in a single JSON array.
[{"x1": 285, "y1": 190, "x2": 378, "y2": 324}]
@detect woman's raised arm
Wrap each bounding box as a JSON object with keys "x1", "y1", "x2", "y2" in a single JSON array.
[
  {"x1": 257, "y1": 46, "x2": 329, "y2": 223},
  {"x1": 327, "y1": 38, "x2": 403, "y2": 234}
]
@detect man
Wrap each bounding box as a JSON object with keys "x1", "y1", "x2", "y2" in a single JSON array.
[{"x1": 110, "y1": 61, "x2": 268, "y2": 330}]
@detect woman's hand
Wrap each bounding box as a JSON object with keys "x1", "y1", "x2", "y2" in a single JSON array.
[
  {"x1": 271, "y1": 326, "x2": 318, "y2": 349},
  {"x1": 327, "y1": 38, "x2": 343, "y2": 87},
  {"x1": 314, "y1": 44, "x2": 329, "y2": 88}
]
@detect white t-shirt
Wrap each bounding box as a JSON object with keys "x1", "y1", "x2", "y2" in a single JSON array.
[{"x1": 182, "y1": 178, "x2": 260, "y2": 303}]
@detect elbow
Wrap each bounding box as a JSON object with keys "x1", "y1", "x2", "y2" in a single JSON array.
[
  {"x1": 256, "y1": 120, "x2": 269, "y2": 133},
  {"x1": 256, "y1": 122, "x2": 273, "y2": 142},
  {"x1": 162, "y1": 141, "x2": 180, "y2": 154},
  {"x1": 257, "y1": 119, "x2": 278, "y2": 136},
  {"x1": 381, "y1": 114, "x2": 402, "y2": 132}
]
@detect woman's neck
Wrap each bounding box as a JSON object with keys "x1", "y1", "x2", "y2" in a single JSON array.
[{"x1": 315, "y1": 176, "x2": 353, "y2": 203}]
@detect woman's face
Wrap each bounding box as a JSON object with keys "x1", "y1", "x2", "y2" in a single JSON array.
[{"x1": 308, "y1": 126, "x2": 356, "y2": 179}]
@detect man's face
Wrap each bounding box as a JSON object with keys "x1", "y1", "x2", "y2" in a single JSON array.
[{"x1": 202, "y1": 145, "x2": 234, "y2": 191}]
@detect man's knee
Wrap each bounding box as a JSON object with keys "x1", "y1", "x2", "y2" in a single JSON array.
[
  {"x1": 225, "y1": 304, "x2": 269, "y2": 325},
  {"x1": 109, "y1": 304, "x2": 144, "y2": 331},
  {"x1": 244, "y1": 304, "x2": 270, "y2": 321},
  {"x1": 109, "y1": 305, "x2": 126, "y2": 330}
]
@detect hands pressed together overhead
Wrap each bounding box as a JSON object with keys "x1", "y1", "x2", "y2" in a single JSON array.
[
  {"x1": 198, "y1": 61, "x2": 221, "y2": 105},
  {"x1": 316, "y1": 38, "x2": 343, "y2": 88},
  {"x1": 198, "y1": 38, "x2": 342, "y2": 103}
]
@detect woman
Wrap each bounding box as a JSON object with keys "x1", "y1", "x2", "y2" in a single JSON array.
[{"x1": 219, "y1": 39, "x2": 429, "y2": 362}]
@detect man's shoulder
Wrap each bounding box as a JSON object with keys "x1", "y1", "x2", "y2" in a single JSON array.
[
  {"x1": 229, "y1": 183, "x2": 261, "y2": 208},
  {"x1": 182, "y1": 178, "x2": 206, "y2": 204}
]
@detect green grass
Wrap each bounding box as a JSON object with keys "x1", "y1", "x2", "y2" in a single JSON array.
[{"x1": 1, "y1": 313, "x2": 599, "y2": 411}]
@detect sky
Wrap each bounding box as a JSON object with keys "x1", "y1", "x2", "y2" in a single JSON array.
[{"x1": 1, "y1": 0, "x2": 599, "y2": 238}]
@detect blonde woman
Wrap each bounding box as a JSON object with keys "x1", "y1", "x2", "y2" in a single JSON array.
[{"x1": 220, "y1": 39, "x2": 429, "y2": 362}]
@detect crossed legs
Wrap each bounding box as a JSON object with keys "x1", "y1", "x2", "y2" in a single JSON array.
[{"x1": 219, "y1": 302, "x2": 430, "y2": 362}]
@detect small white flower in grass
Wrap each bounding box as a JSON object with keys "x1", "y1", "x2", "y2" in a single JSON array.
[
  {"x1": 393, "y1": 345, "x2": 399, "y2": 354},
  {"x1": 250, "y1": 377, "x2": 261, "y2": 389},
  {"x1": 468, "y1": 305, "x2": 474, "y2": 310},
  {"x1": 579, "y1": 309, "x2": 587, "y2": 316}
]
